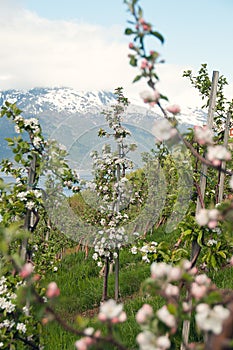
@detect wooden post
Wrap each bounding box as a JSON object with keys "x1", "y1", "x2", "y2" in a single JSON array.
[
  {"x1": 114, "y1": 143, "x2": 122, "y2": 301},
  {"x1": 191, "y1": 71, "x2": 219, "y2": 262},
  {"x1": 20, "y1": 153, "x2": 37, "y2": 262},
  {"x1": 216, "y1": 110, "x2": 231, "y2": 203},
  {"x1": 102, "y1": 256, "x2": 109, "y2": 301},
  {"x1": 181, "y1": 71, "x2": 219, "y2": 350}
]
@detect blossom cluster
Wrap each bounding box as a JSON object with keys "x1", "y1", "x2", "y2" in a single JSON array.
[
  {"x1": 0, "y1": 275, "x2": 37, "y2": 348},
  {"x1": 130, "y1": 241, "x2": 158, "y2": 263},
  {"x1": 196, "y1": 208, "x2": 220, "y2": 229},
  {"x1": 194, "y1": 125, "x2": 231, "y2": 166},
  {"x1": 152, "y1": 118, "x2": 177, "y2": 142},
  {"x1": 195, "y1": 303, "x2": 230, "y2": 334},
  {"x1": 93, "y1": 226, "x2": 129, "y2": 265},
  {"x1": 16, "y1": 188, "x2": 42, "y2": 210},
  {"x1": 75, "y1": 299, "x2": 126, "y2": 350},
  {"x1": 133, "y1": 260, "x2": 231, "y2": 349},
  {"x1": 14, "y1": 115, "x2": 44, "y2": 148}
]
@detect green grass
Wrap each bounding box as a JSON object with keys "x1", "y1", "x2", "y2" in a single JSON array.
[
  {"x1": 39, "y1": 229, "x2": 233, "y2": 350},
  {"x1": 40, "y1": 248, "x2": 150, "y2": 349}
]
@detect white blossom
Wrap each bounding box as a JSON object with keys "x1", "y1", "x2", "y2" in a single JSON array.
[
  {"x1": 16, "y1": 322, "x2": 27, "y2": 333},
  {"x1": 99, "y1": 299, "x2": 124, "y2": 320},
  {"x1": 136, "y1": 330, "x2": 158, "y2": 350},
  {"x1": 207, "y1": 145, "x2": 231, "y2": 166},
  {"x1": 17, "y1": 191, "x2": 28, "y2": 201},
  {"x1": 156, "y1": 335, "x2": 171, "y2": 349},
  {"x1": 131, "y1": 246, "x2": 137, "y2": 254},
  {"x1": 0, "y1": 297, "x2": 16, "y2": 313},
  {"x1": 15, "y1": 125, "x2": 21, "y2": 133},
  {"x1": 156, "y1": 305, "x2": 176, "y2": 328},
  {"x1": 92, "y1": 253, "x2": 98, "y2": 261},
  {"x1": 194, "y1": 125, "x2": 214, "y2": 145},
  {"x1": 196, "y1": 208, "x2": 219, "y2": 228},
  {"x1": 195, "y1": 303, "x2": 230, "y2": 334},
  {"x1": 25, "y1": 201, "x2": 35, "y2": 210},
  {"x1": 152, "y1": 118, "x2": 177, "y2": 142},
  {"x1": 32, "y1": 136, "x2": 42, "y2": 147},
  {"x1": 207, "y1": 239, "x2": 217, "y2": 246}
]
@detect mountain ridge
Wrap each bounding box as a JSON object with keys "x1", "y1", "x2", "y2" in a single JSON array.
[{"x1": 0, "y1": 87, "x2": 207, "y2": 173}]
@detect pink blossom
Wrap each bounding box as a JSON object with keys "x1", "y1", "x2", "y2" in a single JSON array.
[
  {"x1": 98, "y1": 299, "x2": 126, "y2": 323},
  {"x1": 20, "y1": 263, "x2": 34, "y2": 279},
  {"x1": 195, "y1": 274, "x2": 211, "y2": 286},
  {"x1": 208, "y1": 220, "x2": 218, "y2": 229},
  {"x1": 139, "y1": 18, "x2": 146, "y2": 25},
  {"x1": 152, "y1": 118, "x2": 177, "y2": 142},
  {"x1": 150, "y1": 261, "x2": 172, "y2": 279},
  {"x1": 136, "y1": 304, "x2": 153, "y2": 324},
  {"x1": 191, "y1": 282, "x2": 207, "y2": 300},
  {"x1": 129, "y1": 42, "x2": 134, "y2": 49},
  {"x1": 156, "y1": 305, "x2": 176, "y2": 328},
  {"x1": 182, "y1": 302, "x2": 191, "y2": 312},
  {"x1": 139, "y1": 90, "x2": 160, "y2": 104},
  {"x1": 111, "y1": 311, "x2": 127, "y2": 324},
  {"x1": 190, "y1": 267, "x2": 198, "y2": 275},
  {"x1": 207, "y1": 145, "x2": 231, "y2": 166},
  {"x1": 194, "y1": 125, "x2": 214, "y2": 145},
  {"x1": 165, "y1": 283, "x2": 179, "y2": 297},
  {"x1": 142, "y1": 23, "x2": 151, "y2": 31},
  {"x1": 168, "y1": 267, "x2": 182, "y2": 281},
  {"x1": 166, "y1": 104, "x2": 181, "y2": 115},
  {"x1": 196, "y1": 208, "x2": 219, "y2": 228},
  {"x1": 75, "y1": 327, "x2": 101, "y2": 350},
  {"x1": 46, "y1": 282, "x2": 60, "y2": 298},
  {"x1": 140, "y1": 59, "x2": 148, "y2": 69},
  {"x1": 117, "y1": 311, "x2": 127, "y2": 323},
  {"x1": 156, "y1": 335, "x2": 171, "y2": 349},
  {"x1": 182, "y1": 260, "x2": 192, "y2": 271},
  {"x1": 75, "y1": 339, "x2": 88, "y2": 350}
]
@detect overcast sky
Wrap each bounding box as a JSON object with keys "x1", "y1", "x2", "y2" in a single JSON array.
[{"x1": 0, "y1": 0, "x2": 232, "y2": 107}]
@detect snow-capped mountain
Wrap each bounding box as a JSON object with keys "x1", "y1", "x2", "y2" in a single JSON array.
[
  {"x1": 0, "y1": 87, "x2": 117, "y2": 115},
  {"x1": 0, "y1": 87, "x2": 207, "y2": 173}
]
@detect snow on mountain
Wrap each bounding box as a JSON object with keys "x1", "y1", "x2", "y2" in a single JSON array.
[
  {"x1": 0, "y1": 87, "x2": 116, "y2": 115},
  {"x1": 0, "y1": 87, "x2": 207, "y2": 126},
  {"x1": 0, "y1": 87, "x2": 207, "y2": 173}
]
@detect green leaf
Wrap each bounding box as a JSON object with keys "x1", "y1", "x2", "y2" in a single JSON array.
[
  {"x1": 125, "y1": 28, "x2": 134, "y2": 35},
  {"x1": 129, "y1": 56, "x2": 137, "y2": 67},
  {"x1": 133, "y1": 75, "x2": 142, "y2": 83},
  {"x1": 211, "y1": 255, "x2": 217, "y2": 269},
  {"x1": 182, "y1": 229, "x2": 192, "y2": 237},
  {"x1": 217, "y1": 251, "x2": 226, "y2": 259},
  {"x1": 159, "y1": 94, "x2": 169, "y2": 102},
  {"x1": 138, "y1": 6, "x2": 143, "y2": 18},
  {"x1": 151, "y1": 31, "x2": 165, "y2": 44},
  {"x1": 14, "y1": 154, "x2": 22, "y2": 162},
  {"x1": 197, "y1": 231, "x2": 203, "y2": 246},
  {"x1": 167, "y1": 303, "x2": 177, "y2": 315}
]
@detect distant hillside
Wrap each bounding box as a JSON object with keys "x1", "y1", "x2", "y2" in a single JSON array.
[{"x1": 0, "y1": 87, "x2": 207, "y2": 175}]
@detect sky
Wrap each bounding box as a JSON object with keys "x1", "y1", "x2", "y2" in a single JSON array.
[{"x1": 0, "y1": 0, "x2": 233, "y2": 108}]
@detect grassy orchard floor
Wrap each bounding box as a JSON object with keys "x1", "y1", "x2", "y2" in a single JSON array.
[{"x1": 40, "y1": 229, "x2": 233, "y2": 350}]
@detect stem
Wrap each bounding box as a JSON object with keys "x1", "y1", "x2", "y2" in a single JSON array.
[
  {"x1": 102, "y1": 257, "x2": 109, "y2": 301},
  {"x1": 16, "y1": 335, "x2": 39, "y2": 350},
  {"x1": 114, "y1": 249, "x2": 120, "y2": 301}
]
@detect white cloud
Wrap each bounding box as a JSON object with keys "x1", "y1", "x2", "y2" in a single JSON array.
[
  {"x1": 0, "y1": 2, "x2": 229, "y2": 110},
  {"x1": 0, "y1": 4, "x2": 132, "y2": 91}
]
